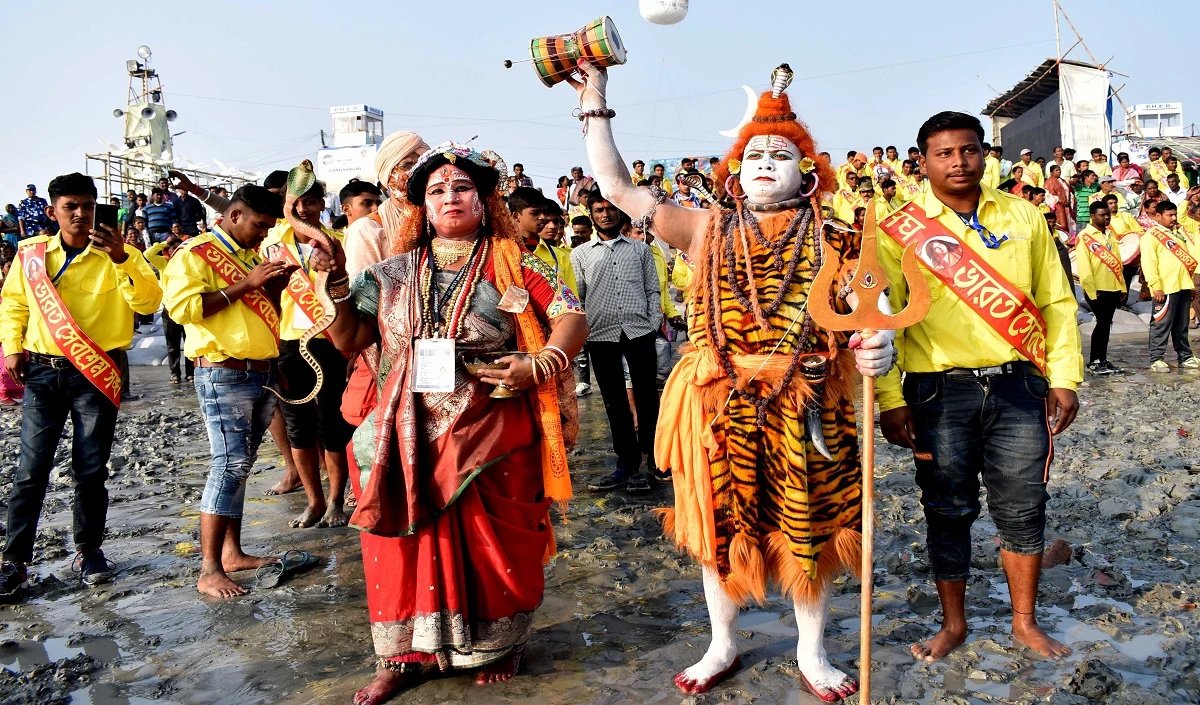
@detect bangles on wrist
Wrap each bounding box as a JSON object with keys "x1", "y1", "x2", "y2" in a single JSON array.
[
  {"x1": 530, "y1": 345, "x2": 571, "y2": 385},
  {"x1": 326, "y1": 275, "x2": 351, "y2": 302}
]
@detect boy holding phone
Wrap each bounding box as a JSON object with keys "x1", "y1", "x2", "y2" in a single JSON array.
[{"x1": 0, "y1": 173, "x2": 162, "y2": 598}]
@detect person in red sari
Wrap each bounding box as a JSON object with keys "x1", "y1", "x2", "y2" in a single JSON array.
[
  {"x1": 1044, "y1": 164, "x2": 1073, "y2": 232},
  {"x1": 309, "y1": 142, "x2": 589, "y2": 705}
]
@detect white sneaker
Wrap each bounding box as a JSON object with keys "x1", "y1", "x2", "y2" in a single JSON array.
[
  {"x1": 575, "y1": 382, "x2": 591, "y2": 397},
  {"x1": 1150, "y1": 360, "x2": 1170, "y2": 373}
]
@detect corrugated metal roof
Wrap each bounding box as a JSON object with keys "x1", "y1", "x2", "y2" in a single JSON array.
[
  {"x1": 1124, "y1": 137, "x2": 1200, "y2": 162},
  {"x1": 981, "y1": 58, "x2": 1104, "y2": 119}
]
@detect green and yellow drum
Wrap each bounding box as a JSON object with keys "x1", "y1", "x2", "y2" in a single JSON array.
[{"x1": 530, "y1": 16, "x2": 627, "y2": 88}]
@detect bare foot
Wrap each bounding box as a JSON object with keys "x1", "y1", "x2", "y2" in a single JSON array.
[
  {"x1": 476, "y1": 649, "x2": 522, "y2": 685},
  {"x1": 797, "y1": 655, "x2": 858, "y2": 702},
  {"x1": 353, "y1": 668, "x2": 414, "y2": 705},
  {"x1": 197, "y1": 569, "x2": 245, "y2": 598},
  {"x1": 317, "y1": 504, "x2": 348, "y2": 528},
  {"x1": 290, "y1": 505, "x2": 325, "y2": 528},
  {"x1": 221, "y1": 551, "x2": 274, "y2": 573},
  {"x1": 1013, "y1": 620, "x2": 1072, "y2": 658},
  {"x1": 911, "y1": 622, "x2": 968, "y2": 662},
  {"x1": 265, "y1": 471, "x2": 302, "y2": 496},
  {"x1": 675, "y1": 645, "x2": 740, "y2": 694}
]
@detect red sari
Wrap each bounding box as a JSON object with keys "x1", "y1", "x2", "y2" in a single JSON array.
[{"x1": 347, "y1": 244, "x2": 581, "y2": 670}]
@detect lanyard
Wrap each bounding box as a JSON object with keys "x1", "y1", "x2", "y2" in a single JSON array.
[
  {"x1": 51, "y1": 246, "x2": 86, "y2": 285},
  {"x1": 213, "y1": 227, "x2": 257, "y2": 268},
  {"x1": 955, "y1": 209, "x2": 1008, "y2": 249}
]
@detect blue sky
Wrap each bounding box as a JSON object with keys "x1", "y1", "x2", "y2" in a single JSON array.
[{"x1": 1, "y1": 0, "x2": 1196, "y2": 202}]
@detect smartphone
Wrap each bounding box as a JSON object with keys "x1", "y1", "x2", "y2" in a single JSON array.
[{"x1": 94, "y1": 204, "x2": 120, "y2": 232}]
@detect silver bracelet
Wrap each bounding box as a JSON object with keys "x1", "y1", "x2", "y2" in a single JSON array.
[
  {"x1": 331, "y1": 291, "x2": 353, "y2": 304},
  {"x1": 218, "y1": 288, "x2": 232, "y2": 306}
]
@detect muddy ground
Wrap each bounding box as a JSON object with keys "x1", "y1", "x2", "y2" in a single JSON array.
[{"x1": 1, "y1": 332, "x2": 1198, "y2": 705}]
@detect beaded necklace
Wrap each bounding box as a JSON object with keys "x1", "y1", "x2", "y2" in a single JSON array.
[
  {"x1": 418, "y1": 235, "x2": 490, "y2": 339},
  {"x1": 707, "y1": 205, "x2": 822, "y2": 427}
]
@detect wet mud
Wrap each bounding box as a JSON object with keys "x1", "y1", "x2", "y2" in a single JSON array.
[{"x1": 1, "y1": 333, "x2": 1198, "y2": 704}]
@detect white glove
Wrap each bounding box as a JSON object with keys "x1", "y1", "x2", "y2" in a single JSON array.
[{"x1": 849, "y1": 330, "x2": 895, "y2": 377}]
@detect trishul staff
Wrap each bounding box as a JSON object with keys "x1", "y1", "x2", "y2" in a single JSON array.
[{"x1": 808, "y1": 206, "x2": 931, "y2": 703}]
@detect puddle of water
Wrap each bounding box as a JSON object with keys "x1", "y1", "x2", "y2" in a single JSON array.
[
  {"x1": 71, "y1": 682, "x2": 180, "y2": 705},
  {"x1": 0, "y1": 637, "x2": 122, "y2": 673},
  {"x1": 836, "y1": 614, "x2": 885, "y2": 632},
  {"x1": 1072, "y1": 594, "x2": 1135, "y2": 613},
  {"x1": 737, "y1": 610, "x2": 798, "y2": 638},
  {"x1": 1047, "y1": 610, "x2": 1167, "y2": 660}
]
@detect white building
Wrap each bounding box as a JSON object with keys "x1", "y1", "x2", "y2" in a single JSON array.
[
  {"x1": 1126, "y1": 103, "x2": 1184, "y2": 138},
  {"x1": 316, "y1": 104, "x2": 385, "y2": 210}
]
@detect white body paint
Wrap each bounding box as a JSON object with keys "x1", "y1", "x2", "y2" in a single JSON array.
[{"x1": 740, "y1": 135, "x2": 804, "y2": 205}]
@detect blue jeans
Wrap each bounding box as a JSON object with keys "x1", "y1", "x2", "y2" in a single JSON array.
[
  {"x1": 905, "y1": 365, "x2": 1053, "y2": 581},
  {"x1": 3, "y1": 360, "x2": 119, "y2": 563},
  {"x1": 195, "y1": 367, "x2": 277, "y2": 518}
]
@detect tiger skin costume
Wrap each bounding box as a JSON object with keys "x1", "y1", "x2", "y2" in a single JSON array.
[{"x1": 657, "y1": 207, "x2": 864, "y2": 607}]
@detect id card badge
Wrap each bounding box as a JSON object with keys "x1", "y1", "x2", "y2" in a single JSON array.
[{"x1": 412, "y1": 338, "x2": 456, "y2": 393}]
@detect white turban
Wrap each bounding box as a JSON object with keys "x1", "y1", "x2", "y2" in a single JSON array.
[{"x1": 374, "y1": 131, "x2": 430, "y2": 186}]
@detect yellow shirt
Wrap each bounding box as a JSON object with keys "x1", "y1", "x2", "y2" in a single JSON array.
[
  {"x1": 671, "y1": 251, "x2": 694, "y2": 291},
  {"x1": 877, "y1": 187, "x2": 1083, "y2": 411},
  {"x1": 630, "y1": 172, "x2": 648, "y2": 186},
  {"x1": 530, "y1": 239, "x2": 579, "y2": 295},
  {"x1": 1146, "y1": 159, "x2": 1169, "y2": 185},
  {"x1": 1089, "y1": 159, "x2": 1113, "y2": 178},
  {"x1": 982, "y1": 156, "x2": 1001, "y2": 190},
  {"x1": 887, "y1": 158, "x2": 904, "y2": 176},
  {"x1": 0, "y1": 235, "x2": 162, "y2": 356},
  {"x1": 260, "y1": 221, "x2": 345, "y2": 341},
  {"x1": 1180, "y1": 209, "x2": 1200, "y2": 240},
  {"x1": 649, "y1": 243, "x2": 680, "y2": 320},
  {"x1": 1075, "y1": 224, "x2": 1126, "y2": 299},
  {"x1": 875, "y1": 195, "x2": 903, "y2": 221},
  {"x1": 162, "y1": 228, "x2": 279, "y2": 361},
  {"x1": 1018, "y1": 160, "x2": 1044, "y2": 187},
  {"x1": 143, "y1": 241, "x2": 170, "y2": 272},
  {"x1": 833, "y1": 190, "x2": 864, "y2": 224},
  {"x1": 1140, "y1": 226, "x2": 1196, "y2": 295},
  {"x1": 836, "y1": 162, "x2": 861, "y2": 190},
  {"x1": 1109, "y1": 211, "x2": 1144, "y2": 237},
  {"x1": 1088, "y1": 189, "x2": 1127, "y2": 211},
  {"x1": 1164, "y1": 167, "x2": 1191, "y2": 190}
]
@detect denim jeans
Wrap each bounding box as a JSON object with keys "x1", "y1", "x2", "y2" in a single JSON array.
[
  {"x1": 904, "y1": 364, "x2": 1052, "y2": 581},
  {"x1": 195, "y1": 367, "x2": 277, "y2": 518},
  {"x1": 3, "y1": 359, "x2": 119, "y2": 563}
]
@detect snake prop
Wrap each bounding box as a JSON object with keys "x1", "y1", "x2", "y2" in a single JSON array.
[{"x1": 267, "y1": 159, "x2": 337, "y2": 405}]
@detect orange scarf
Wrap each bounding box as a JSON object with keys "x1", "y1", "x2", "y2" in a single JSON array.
[{"x1": 490, "y1": 238, "x2": 573, "y2": 508}]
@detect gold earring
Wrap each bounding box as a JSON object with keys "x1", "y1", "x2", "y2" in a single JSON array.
[{"x1": 481, "y1": 209, "x2": 487, "y2": 228}]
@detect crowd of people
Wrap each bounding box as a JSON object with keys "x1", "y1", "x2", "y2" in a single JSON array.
[{"x1": 0, "y1": 62, "x2": 1197, "y2": 704}]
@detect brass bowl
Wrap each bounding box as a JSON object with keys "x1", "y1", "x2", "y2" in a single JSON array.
[{"x1": 462, "y1": 351, "x2": 527, "y2": 398}]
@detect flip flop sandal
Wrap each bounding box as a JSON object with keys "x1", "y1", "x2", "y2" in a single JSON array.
[{"x1": 254, "y1": 550, "x2": 318, "y2": 589}]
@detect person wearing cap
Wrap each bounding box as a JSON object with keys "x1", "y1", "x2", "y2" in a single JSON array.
[
  {"x1": 878, "y1": 112, "x2": 1081, "y2": 664},
  {"x1": 305, "y1": 140, "x2": 588, "y2": 695},
  {"x1": 1076, "y1": 201, "x2": 1127, "y2": 375},
  {"x1": 1088, "y1": 175, "x2": 1127, "y2": 211},
  {"x1": 1088, "y1": 148, "x2": 1112, "y2": 178},
  {"x1": 1018, "y1": 149, "x2": 1044, "y2": 187},
  {"x1": 16, "y1": 184, "x2": 50, "y2": 239}
]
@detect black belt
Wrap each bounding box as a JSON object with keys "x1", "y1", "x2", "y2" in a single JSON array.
[
  {"x1": 938, "y1": 361, "x2": 1039, "y2": 378},
  {"x1": 28, "y1": 350, "x2": 122, "y2": 370}
]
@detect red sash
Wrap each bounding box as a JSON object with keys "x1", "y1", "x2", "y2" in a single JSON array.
[
  {"x1": 19, "y1": 242, "x2": 122, "y2": 407},
  {"x1": 879, "y1": 202, "x2": 1049, "y2": 375},
  {"x1": 1079, "y1": 229, "x2": 1125, "y2": 283},
  {"x1": 1150, "y1": 226, "x2": 1198, "y2": 275},
  {"x1": 192, "y1": 242, "x2": 281, "y2": 339},
  {"x1": 276, "y1": 245, "x2": 325, "y2": 334}
]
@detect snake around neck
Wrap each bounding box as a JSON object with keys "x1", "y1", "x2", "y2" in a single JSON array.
[{"x1": 268, "y1": 159, "x2": 337, "y2": 405}]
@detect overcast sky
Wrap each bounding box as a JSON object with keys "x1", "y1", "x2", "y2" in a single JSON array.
[{"x1": 1, "y1": 0, "x2": 1196, "y2": 201}]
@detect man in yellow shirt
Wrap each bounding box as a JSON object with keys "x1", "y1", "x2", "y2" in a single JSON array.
[
  {"x1": 509, "y1": 188, "x2": 579, "y2": 293},
  {"x1": 875, "y1": 178, "x2": 903, "y2": 220},
  {"x1": 630, "y1": 160, "x2": 647, "y2": 186},
  {"x1": 0, "y1": 173, "x2": 161, "y2": 597},
  {"x1": 877, "y1": 112, "x2": 1081, "y2": 664},
  {"x1": 982, "y1": 144, "x2": 1002, "y2": 189},
  {"x1": 832, "y1": 171, "x2": 864, "y2": 223},
  {"x1": 642, "y1": 228, "x2": 685, "y2": 382},
  {"x1": 162, "y1": 184, "x2": 292, "y2": 598},
  {"x1": 1144, "y1": 147, "x2": 1168, "y2": 185},
  {"x1": 1087, "y1": 148, "x2": 1112, "y2": 178},
  {"x1": 1140, "y1": 200, "x2": 1199, "y2": 372},
  {"x1": 1017, "y1": 149, "x2": 1044, "y2": 187},
  {"x1": 1162, "y1": 156, "x2": 1191, "y2": 190},
  {"x1": 836, "y1": 151, "x2": 866, "y2": 190},
  {"x1": 1075, "y1": 202, "x2": 1127, "y2": 374},
  {"x1": 886, "y1": 145, "x2": 904, "y2": 176},
  {"x1": 260, "y1": 178, "x2": 355, "y2": 532},
  {"x1": 1098, "y1": 193, "x2": 1143, "y2": 293}
]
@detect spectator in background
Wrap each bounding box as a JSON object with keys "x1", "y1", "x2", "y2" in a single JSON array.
[
  {"x1": 0, "y1": 205, "x2": 19, "y2": 247},
  {"x1": 134, "y1": 193, "x2": 147, "y2": 220},
  {"x1": 1089, "y1": 148, "x2": 1112, "y2": 178},
  {"x1": 567, "y1": 166, "x2": 596, "y2": 217},
  {"x1": 17, "y1": 184, "x2": 49, "y2": 238},
  {"x1": 157, "y1": 177, "x2": 179, "y2": 206},
  {"x1": 512, "y1": 163, "x2": 534, "y2": 189},
  {"x1": 1051, "y1": 146, "x2": 1076, "y2": 181},
  {"x1": 174, "y1": 186, "x2": 206, "y2": 237},
  {"x1": 143, "y1": 188, "x2": 177, "y2": 243},
  {"x1": 672, "y1": 176, "x2": 703, "y2": 208},
  {"x1": 570, "y1": 189, "x2": 662, "y2": 493},
  {"x1": 555, "y1": 175, "x2": 570, "y2": 208},
  {"x1": 1112, "y1": 152, "x2": 1142, "y2": 183},
  {"x1": 630, "y1": 159, "x2": 646, "y2": 185},
  {"x1": 1044, "y1": 164, "x2": 1072, "y2": 232},
  {"x1": 1165, "y1": 173, "x2": 1188, "y2": 206},
  {"x1": 570, "y1": 215, "x2": 593, "y2": 247},
  {"x1": 1074, "y1": 170, "x2": 1099, "y2": 225},
  {"x1": 1163, "y1": 156, "x2": 1191, "y2": 190},
  {"x1": 652, "y1": 163, "x2": 673, "y2": 196}
]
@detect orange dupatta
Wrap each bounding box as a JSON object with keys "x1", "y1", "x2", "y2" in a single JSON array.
[{"x1": 490, "y1": 238, "x2": 573, "y2": 508}]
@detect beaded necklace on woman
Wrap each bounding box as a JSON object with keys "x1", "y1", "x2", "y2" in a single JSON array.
[{"x1": 419, "y1": 233, "x2": 491, "y2": 339}]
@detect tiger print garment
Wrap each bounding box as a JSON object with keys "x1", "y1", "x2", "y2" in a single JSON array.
[{"x1": 686, "y1": 205, "x2": 863, "y2": 605}]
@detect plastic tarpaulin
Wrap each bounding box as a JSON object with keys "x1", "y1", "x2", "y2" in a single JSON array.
[{"x1": 1059, "y1": 63, "x2": 1111, "y2": 155}]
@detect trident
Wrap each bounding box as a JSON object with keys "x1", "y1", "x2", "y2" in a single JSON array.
[{"x1": 808, "y1": 206, "x2": 931, "y2": 704}]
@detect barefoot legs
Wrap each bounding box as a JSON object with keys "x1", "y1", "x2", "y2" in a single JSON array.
[
  {"x1": 675, "y1": 566, "x2": 740, "y2": 694},
  {"x1": 794, "y1": 589, "x2": 858, "y2": 702}
]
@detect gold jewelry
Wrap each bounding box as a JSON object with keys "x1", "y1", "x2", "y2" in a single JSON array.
[{"x1": 431, "y1": 237, "x2": 475, "y2": 268}]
